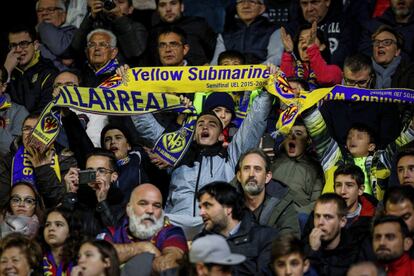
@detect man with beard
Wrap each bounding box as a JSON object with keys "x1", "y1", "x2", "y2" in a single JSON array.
[
  {"x1": 100, "y1": 184, "x2": 188, "y2": 274},
  {"x1": 383, "y1": 185, "x2": 414, "y2": 258},
  {"x1": 235, "y1": 148, "x2": 300, "y2": 236},
  {"x1": 372, "y1": 215, "x2": 414, "y2": 275},
  {"x1": 196, "y1": 181, "x2": 277, "y2": 275},
  {"x1": 305, "y1": 193, "x2": 362, "y2": 275}
]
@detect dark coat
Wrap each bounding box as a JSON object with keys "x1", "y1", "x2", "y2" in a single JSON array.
[
  {"x1": 6, "y1": 54, "x2": 58, "y2": 113},
  {"x1": 147, "y1": 16, "x2": 217, "y2": 66},
  {"x1": 359, "y1": 7, "x2": 414, "y2": 58},
  {"x1": 195, "y1": 211, "x2": 278, "y2": 276},
  {"x1": 222, "y1": 16, "x2": 276, "y2": 64},
  {"x1": 0, "y1": 144, "x2": 76, "y2": 208},
  {"x1": 305, "y1": 231, "x2": 362, "y2": 276}
]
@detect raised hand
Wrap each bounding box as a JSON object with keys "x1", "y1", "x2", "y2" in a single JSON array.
[
  {"x1": 115, "y1": 64, "x2": 130, "y2": 84},
  {"x1": 308, "y1": 21, "x2": 318, "y2": 46},
  {"x1": 280, "y1": 27, "x2": 294, "y2": 53},
  {"x1": 64, "y1": 167, "x2": 80, "y2": 193}
]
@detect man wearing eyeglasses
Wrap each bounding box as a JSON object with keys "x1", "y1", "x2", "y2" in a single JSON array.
[
  {"x1": 36, "y1": 0, "x2": 77, "y2": 71},
  {"x1": 62, "y1": 148, "x2": 126, "y2": 236},
  {"x1": 320, "y1": 52, "x2": 402, "y2": 149},
  {"x1": 3, "y1": 25, "x2": 58, "y2": 113},
  {"x1": 211, "y1": 0, "x2": 281, "y2": 65},
  {"x1": 0, "y1": 113, "x2": 77, "y2": 209},
  {"x1": 370, "y1": 25, "x2": 414, "y2": 90},
  {"x1": 0, "y1": 66, "x2": 29, "y2": 157},
  {"x1": 71, "y1": 0, "x2": 147, "y2": 67},
  {"x1": 144, "y1": 0, "x2": 216, "y2": 66},
  {"x1": 359, "y1": 0, "x2": 414, "y2": 59}
]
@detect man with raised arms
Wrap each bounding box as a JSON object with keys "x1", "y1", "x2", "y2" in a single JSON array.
[{"x1": 131, "y1": 69, "x2": 274, "y2": 238}]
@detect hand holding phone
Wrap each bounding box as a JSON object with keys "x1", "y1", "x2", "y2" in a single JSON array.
[{"x1": 78, "y1": 169, "x2": 97, "y2": 184}]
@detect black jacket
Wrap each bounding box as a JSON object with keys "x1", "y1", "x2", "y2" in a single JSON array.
[
  {"x1": 195, "y1": 211, "x2": 278, "y2": 275},
  {"x1": 222, "y1": 16, "x2": 276, "y2": 64},
  {"x1": 6, "y1": 54, "x2": 58, "y2": 113},
  {"x1": 305, "y1": 231, "x2": 362, "y2": 276},
  {"x1": 146, "y1": 16, "x2": 217, "y2": 66}
]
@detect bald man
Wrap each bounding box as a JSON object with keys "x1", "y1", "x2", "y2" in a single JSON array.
[
  {"x1": 346, "y1": 262, "x2": 385, "y2": 276},
  {"x1": 100, "y1": 184, "x2": 188, "y2": 273}
]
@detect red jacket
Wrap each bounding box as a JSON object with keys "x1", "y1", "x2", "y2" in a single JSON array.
[
  {"x1": 381, "y1": 253, "x2": 414, "y2": 276},
  {"x1": 280, "y1": 44, "x2": 342, "y2": 87}
]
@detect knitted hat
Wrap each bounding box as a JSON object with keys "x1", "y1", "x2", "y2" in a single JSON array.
[{"x1": 203, "y1": 92, "x2": 236, "y2": 119}]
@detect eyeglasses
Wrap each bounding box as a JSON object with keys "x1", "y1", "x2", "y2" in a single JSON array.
[
  {"x1": 36, "y1": 7, "x2": 63, "y2": 13},
  {"x1": 93, "y1": 167, "x2": 114, "y2": 176},
  {"x1": 373, "y1": 39, "x2": 397, "y2": 47},
  {"x1": 22, "y1": 126, "x2": 35, "y2": 133},
  {"x1": 53, "y1": 82, "x2": 78, "y2": 90},
  {"x1": 10, "y1": 196, "x2": 36, "y2": 207},
  {"x1": 8, "y1": 41, "x2": 33, "y2": 50},
  {"x1": 344, "y1": 77, "x2": 372, "y2": 87},
  {"x1": 87, "y1": 42, "x2": 112, "y2": 49},
  {"x1": 236, "y1": 0, "x2": 263, "y2": 4},
  {"x1": 158, "y1": 42, "x2": 183, "y2": 49}
]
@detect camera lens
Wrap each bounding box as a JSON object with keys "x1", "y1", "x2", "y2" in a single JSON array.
[{"x1": 103, "y1": 0, "x2": 116, "y2": 10}]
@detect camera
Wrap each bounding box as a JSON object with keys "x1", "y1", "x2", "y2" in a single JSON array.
[
  {"x1": 78, "y1": 169, "x2": 97, "y2": 184},
  {"x1": 102, "y1": 0, "x2": 116, "y2": 10}
]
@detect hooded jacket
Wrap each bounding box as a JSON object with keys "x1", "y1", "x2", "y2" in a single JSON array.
[{"x1": 131, "y1": 91, "x2": 273, "y2": 229}]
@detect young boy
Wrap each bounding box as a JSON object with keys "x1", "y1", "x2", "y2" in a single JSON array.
[
  {"x1": 303, "y1": 106, "x2": 414, "y2": 200},
  {"x1": 271, "y1": 233, "x2": 310, "y2": 276}
]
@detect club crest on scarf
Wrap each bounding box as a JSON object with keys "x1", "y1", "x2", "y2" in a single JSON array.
[
  {"x1": 99, "y1": 75, "x2": 122, "y2": 89},
  {"x1": 40, "y1": 113, "x2": 59, "y2": 134}
]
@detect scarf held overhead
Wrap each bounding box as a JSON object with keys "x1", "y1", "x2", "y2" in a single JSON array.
[{"x1": 29, "y1": 65, "x2": 414, "y2": 165}]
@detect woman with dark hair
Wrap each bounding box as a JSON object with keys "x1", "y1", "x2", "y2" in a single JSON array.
[
  {"x1": 0, "y1": 232, "x2": 43, "y2": 276},
  {"x1": 0, "y1": 182, "x2": 45, "y2": 239},
  {"x1": 72, "y1": 239, "x2": 120, "y2": 276},
  {"x1": 280, "y1": 22, "x2": 342, "y2": 89},
  {"x1": 40, "y1": 206, "x2": 82, "y2": 275}
]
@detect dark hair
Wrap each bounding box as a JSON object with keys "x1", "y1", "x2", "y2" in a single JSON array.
[
  {"x1": 157, "y1": 26, "x2": 188, "y2": 45},
  {"x1": 372, "y1": 25, "x2": 404, "y2": 50},
  {"x1": 343, "y1": 53, "x2": 373, "y2": 73},
  {"x1": 218, "y1": 50, "x2": 246, "y2": 65},
  {"x1": 8, "y1": 24, "x2": 37, "y2": 41},
  {"x1": 271, "y1": 233, "x2": 305, "y2": 261},
  {"x1": 316, "y1": 193, "x2": 348, "y2": 217},
  {"x1": 40, "y1": 206, "x2": 82, "y2": 270},
  {"x1": 197, "y1": 181, "x2": 245, "y2": 221},
  {"x1": 23, "y1": 113, "x2": 41, "y2": 125},
  {"x1": 384, "y1": 186, "x2": 414, "y2": 208},
  {"x1": 3, "y1": 182, "x2": 45, "y2": 223},
  {"x1": 373, "y1": 215, "x2": 410, "y2": 238},
  {"x1": 55, "y1": 69, "x2": 82, "y2": 85},
  {"x1": 286, "y1": 77, "x2": 310, "y2": 91},
  {"x1": 236, "y1": 148, "x2": 271, "y2": 173},
  {"x1": 347, "y1": 122, "x2": 377, "y2": 145},
  {"x1": 85, "y1": 148, "x2": 118, "y2": 172},
  {"x1": 0, "y1": 232, "x2": 43, "y2": 275},
  {"x1": 396, "y1": 148, "x2": 414, "y2": 165},
  {"x1": 293, "y1": 23, "x2": 331, "y2": 63},
  {"x1": 334, "y1": 164, "x2": 365, "y2": 187},
  {"x1": 100, "y1": 124, "x2": 132, "y2": 149},
  {"x1": 156, "y1": 0, "x2": 182, "y2": 5},
  {"x1": 80, "y1": 240, "x2": 121, "y2": 276},
  {"x1": 197, "y1": 110, "x2": 224, "y2": 131}
]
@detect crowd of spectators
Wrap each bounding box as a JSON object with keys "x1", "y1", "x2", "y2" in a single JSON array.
[{"x1": 1, "y1": 0, "x2": 414, "y2": 275}]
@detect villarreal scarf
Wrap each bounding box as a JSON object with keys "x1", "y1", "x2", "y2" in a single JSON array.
[
  {"x1": 28, "y1": 65, "x2": 414, "y2": 166},
  {"x1": 11, "y1": 146, "x2": 60, "y2": 187}
]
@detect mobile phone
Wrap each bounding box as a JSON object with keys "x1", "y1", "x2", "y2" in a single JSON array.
[{"x1": 78, "y1": 169, "x2": 96, "y2": 184}]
